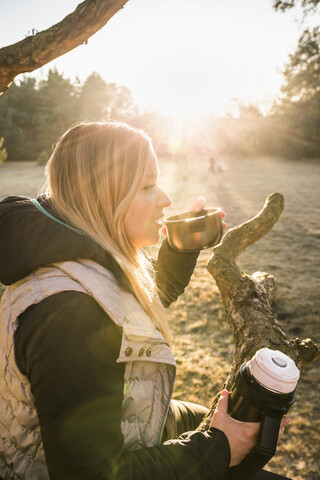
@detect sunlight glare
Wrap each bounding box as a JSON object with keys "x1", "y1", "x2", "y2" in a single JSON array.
[
  {"x1": 116, "y1": 1, "x2": 288, "y2": 119},
  {"x1": 10, "y1": 0, "x2": 308, "y2": 120}
]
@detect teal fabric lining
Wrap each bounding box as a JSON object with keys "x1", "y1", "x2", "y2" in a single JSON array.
[{"x1": 31, "y1": 199, "x2": 85, "y2": 236}]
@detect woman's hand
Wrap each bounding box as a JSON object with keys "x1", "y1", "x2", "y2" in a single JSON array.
[
  {"x1": 210, "y1": 390, "x2": 290, "y2": 467},
  {"x1": 210, "y1": 390, "x2": 259, "y2": 466},
  {"x1": 187, "y1": 195, "x2": 207, "y2": 213},
  {"x1": 186, "y1": 196, "x2": 227, "y2": 229},
  {"x1": 162, "y1": 195, "x2": 227, "y2": 236}
]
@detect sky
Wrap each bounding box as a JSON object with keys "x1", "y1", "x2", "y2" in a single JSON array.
[{"x1": 1, "y1": 0, "x2": 319, "y2": 118}]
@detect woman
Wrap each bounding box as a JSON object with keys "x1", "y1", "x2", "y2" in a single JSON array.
[{"x1": 0, "y1": 122, "x2": 289, "y2": 480}]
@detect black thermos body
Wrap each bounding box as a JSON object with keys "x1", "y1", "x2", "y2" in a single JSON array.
[{"x1": 225, "y1": 348, "x2": 300, "y2": 480}]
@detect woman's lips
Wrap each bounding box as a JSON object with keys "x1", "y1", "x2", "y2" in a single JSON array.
[{"x1": 154, "y1": 217, "x2": 164, "y2": 227}]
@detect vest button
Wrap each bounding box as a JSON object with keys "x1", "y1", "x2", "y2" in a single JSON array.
[
  {"x1": 138, "y1": 348, "x2": 144, "y2": 357},
  {"x1": 125, "y1": 347, "x2": 133, "y2": 357},
  {"x1": 146, "y1": 348, "x2": 152, "y2": 357}
]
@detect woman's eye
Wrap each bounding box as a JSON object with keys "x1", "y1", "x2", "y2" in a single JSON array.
[{"x1": 144, "y1": 183, "x2": 156, "y2": 190}]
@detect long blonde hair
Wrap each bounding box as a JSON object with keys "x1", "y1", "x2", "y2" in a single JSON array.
[{"x1": 42, "y1": 121, "x2": 172, "y2": 343}]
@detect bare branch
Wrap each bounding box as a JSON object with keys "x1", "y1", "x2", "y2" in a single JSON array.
[
  {"x1": 0, "y1": 0, "x2": 129, "y2": 95},
  {"x1": 199, "y1": 192, "x2": 320, "y2": 430},
  {"x1": 214, "y1": 192, "x2": 284, "y2": 261}
]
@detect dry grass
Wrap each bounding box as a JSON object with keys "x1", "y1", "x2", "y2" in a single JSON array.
[
  {"x1": 1, "y1": 156, "x2": 320, "y2": 479},
  {"x1": 153, "y1": 154, "x2": 320, "y2": 480}
]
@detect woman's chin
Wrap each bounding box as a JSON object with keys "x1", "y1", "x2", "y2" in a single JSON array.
[{"x1": 146, "y1": 231, "x2": 162, "y2": 248}]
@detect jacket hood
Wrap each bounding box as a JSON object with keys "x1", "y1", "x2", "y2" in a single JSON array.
[{"x1": 0, "y1": 196, "x2": 127, "y2": 287}]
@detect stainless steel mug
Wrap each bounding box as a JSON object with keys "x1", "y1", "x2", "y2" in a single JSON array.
[{"x1": 163, "y1": 208, "x2": 223, "y2": 252}]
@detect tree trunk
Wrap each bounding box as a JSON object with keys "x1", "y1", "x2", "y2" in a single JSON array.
[
  {"x1": 200, "y1": 192, "x2": 320, "y2": 430},
  {"x1": 0, "y1": 0, "x2": 129, "y2": 95}
]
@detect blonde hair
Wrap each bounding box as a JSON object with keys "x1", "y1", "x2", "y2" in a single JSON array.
[{"x1": 42, "y1": 121, "x2": 172, "y2": 343}]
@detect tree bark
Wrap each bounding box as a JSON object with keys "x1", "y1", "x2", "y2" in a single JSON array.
[
  {"x1": 0, "y1": 0, "x2": 129, "y2": 95},
  {"x1": 200, "y1": 192, "x2": 320, "y2": 430}
]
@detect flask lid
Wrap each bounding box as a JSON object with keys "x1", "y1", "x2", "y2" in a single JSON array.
[
  {"x1": 249, "y1": 348, "x2": 300, "y2": 393},
  {"x1": 272, "y1": 356, "x2": 287, "y2": 368}
]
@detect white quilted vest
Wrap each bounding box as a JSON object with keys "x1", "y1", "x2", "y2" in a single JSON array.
[{"x1": 0, "y1": 259, "x2": 176, "y2": 480}]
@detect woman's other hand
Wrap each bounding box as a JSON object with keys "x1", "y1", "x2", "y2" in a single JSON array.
[
  {"x1": 210, "y1": 390, "x2": 260, "y2": 466},
  {"x1": 210, "y1": 390, "x2": 290, "y2": 467}
]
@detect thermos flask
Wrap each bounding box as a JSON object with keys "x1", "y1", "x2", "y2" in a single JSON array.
[{"x1": 225, "y1": 348, "x2": 300, "y2": 480}]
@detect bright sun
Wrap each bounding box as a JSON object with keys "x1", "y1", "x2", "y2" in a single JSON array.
[
  {"x1": 89, "y1": 0, "x2": 287, "y2": 119},
  {"x1": 21, "y1": 0, "x2": 300, "y2": 120}
]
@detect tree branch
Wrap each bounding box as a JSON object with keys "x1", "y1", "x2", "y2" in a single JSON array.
[
  {"x1": 199, "y1": 192, "x2": 320, "y2": 429},
  {"x1": 215, "y1": 192, "x2": 285, "y2": 261},
  {"x1": 0, "y1": 0, "x2": 129, "y2": 95}
]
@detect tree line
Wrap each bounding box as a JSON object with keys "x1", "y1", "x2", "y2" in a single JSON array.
[
  {"x1": 0, "y1": 69, "x2": 139, "y2": 162},
  {"x1": 205, "y1": 26, "x2": 320, "y2": 160},
  {"x1": 0, "y1": 26, "x2": 319, "y2": 162}
]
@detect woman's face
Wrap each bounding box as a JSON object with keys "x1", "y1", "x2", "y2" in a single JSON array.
[{"x1": 124, "y1": 150, "x2": 171, "y2": 249}]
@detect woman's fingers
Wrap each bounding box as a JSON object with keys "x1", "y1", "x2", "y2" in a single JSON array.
[
  {"x1": 187, "y1": 198, "x2": 228, "y2": 230},
  {"x1": 214, "y1": 390, "x2": 229, "y2": 415},
  {"x1": 220, "y1": 211, "x2": 227, "y2": 229},
  {"x1": 278, "y1": 417, "x2": 290, "y2": 441},
  {"x1": 187, "y1": 195, "x2": 207, "y2": 212},
  {"x1": 164, "y1": 197, "x2": 227, "y2": 233},
  {"x1": 281, "y1": 417, "x2": 290, "y2": 427}
]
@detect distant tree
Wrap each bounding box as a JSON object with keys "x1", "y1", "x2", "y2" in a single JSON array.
[
  {"x1": 0, "y1": 69, "x2": 80, "y2": 161},
  {"x1": 79, "y1": 73, "x2": 111, "y2": 120},
  {"x1": 272, "y1": 27, "x2": 320, "y2": 158},
  {"x1": 0, "y1": 69, "x2": 139, "y2": 161},
  {"x1": 79, "y1": 72, "x2": 138, "y2": 121},
  {"x1": 0, "y1": 137, "x2": 7, "y2": 164},
  {"x1": 109, "y1": 84, "x2": 139, "y2": 120},
  {"x1": 205, "y1": 104, "x2": 265, "y2": 158},
  {"x1": 0, "y1": 77, "x2": 41, "y2": 161},
  {"x1": 273, "y1": 0, "x2": 320, "y2": 13},
  {"x1": 233, "y1": 104, "x2": 264, "y2": 155},
  {"x1": 280, "y1": 27, "x2": 320, "y2": 102},
  {"x1": 37, "y1": 68, "x2": 80, "y2": 154},
  {"x1": 36, "y1": 151, "x2": 49, "y2": 166}
]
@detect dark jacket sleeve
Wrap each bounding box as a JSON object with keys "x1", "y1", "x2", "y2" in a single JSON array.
[
  {"x1": 15, "y1": 292, "x2": 230, "y2": 480},
  {"x1": 154, "y1": 239, "x2": 200, "y2": 307}
]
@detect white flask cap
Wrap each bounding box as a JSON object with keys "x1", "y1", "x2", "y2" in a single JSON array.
[{"x1": 249, "y1": 348, "x2": 300, "y2": 394}]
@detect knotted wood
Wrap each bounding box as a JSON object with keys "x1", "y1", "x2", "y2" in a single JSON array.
[{"x1": 200, "y1": 192, "x2": 320, "y2": 429}]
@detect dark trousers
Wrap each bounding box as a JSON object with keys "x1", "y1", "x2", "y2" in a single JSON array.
[{"x1": 163, "y1": 399, "x2": 291, "y2": 480}]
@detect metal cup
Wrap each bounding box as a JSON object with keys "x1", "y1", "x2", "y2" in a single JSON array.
[{"x1": 163, "y1": 208, "x2": 223, "y2": 252}]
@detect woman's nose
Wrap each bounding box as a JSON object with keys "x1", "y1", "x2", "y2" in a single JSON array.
[{"x1": 158, "y1": 186, "x2": 171, "y2": 208}]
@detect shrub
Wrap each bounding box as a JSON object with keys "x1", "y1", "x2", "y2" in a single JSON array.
[
  {"x1": 0, "y1": 138, "x2": 7, "y2": 164},
  {"x1": 37, "y1": 151, "x2": 49, "y2": 166}
]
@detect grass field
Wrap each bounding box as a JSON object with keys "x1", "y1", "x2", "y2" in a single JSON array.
[{"x1": 1, "y1": 156, "x2": 319, "y2": 479}]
